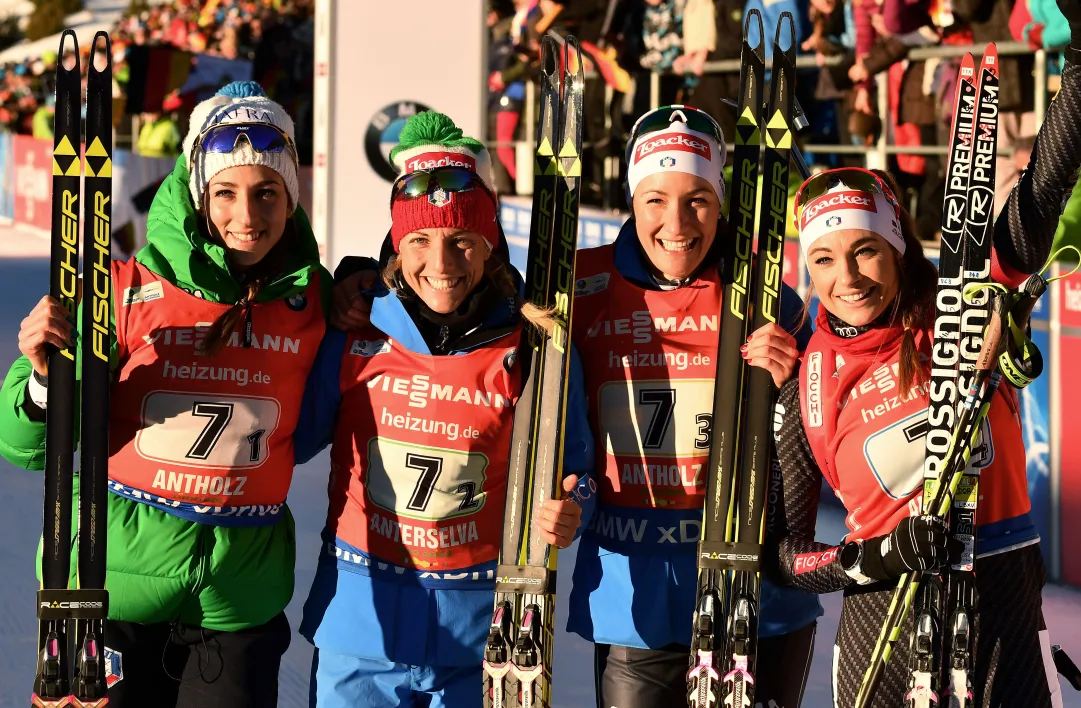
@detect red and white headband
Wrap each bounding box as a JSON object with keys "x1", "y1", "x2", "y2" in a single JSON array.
[
  {"x1": 627, "y1": 122, "x2": 725, "y2": 204},
  {"x1": 798, "y1": 188, "x2": 905, "y2": 256}
]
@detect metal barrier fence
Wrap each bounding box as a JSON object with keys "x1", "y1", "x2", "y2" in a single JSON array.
[{"x1": 499, "y1": 40, "x2": 1053, "y2": 193}]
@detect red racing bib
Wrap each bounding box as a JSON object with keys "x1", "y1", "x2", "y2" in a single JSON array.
[
  {"x1": 572, "y1": 244, "x2": 723, "y2": 511},
  {"x1": 798, "y1": 324, "x2": 1030, "y2": 541},
  {"x1": 108, "y1": 259, "x2": 325, "y2": 526},
  {"x1": 329, "y1": 326, "x2": 521, "y2": 571}
]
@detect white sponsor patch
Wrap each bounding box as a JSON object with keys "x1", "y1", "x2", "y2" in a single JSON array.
[
  {"x1": 122, "y1": 282, "x2": 165, "y2": 306},
  {"x1": 350, "y1": 339, "x2": 391, "y2": 357},
  {"x1": 575, "y1": 273, "x2": 610, "y2": 297}
]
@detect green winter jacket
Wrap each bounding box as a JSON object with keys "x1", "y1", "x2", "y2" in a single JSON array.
[{"x1": 0, "y1": 156, "x2": 332, "y2": 631}]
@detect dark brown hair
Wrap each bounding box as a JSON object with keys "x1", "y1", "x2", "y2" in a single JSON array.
[{"x1": 873, "y1": 169, "x2": 937, "y2": 393}]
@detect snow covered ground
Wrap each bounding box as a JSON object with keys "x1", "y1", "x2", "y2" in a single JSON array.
[{"x1": 0, "y1": 226, "x2": 1078, "y2": 706}]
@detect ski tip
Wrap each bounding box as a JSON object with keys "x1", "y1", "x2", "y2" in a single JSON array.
[
  {"x1": 981, "y1": 43, "x2": 999, "y2": 68},
  {"x1": 89, "y1": 32, "x2": 113, "y2": 76},
  {"x1": 540, "y1": 35, "x2": 559, "y2": 79},
  {"x1": 57, "y1": 29, "x2": 79, "y2": 66},
  {"x1": 564, "y1": 34, "x2": 585, "y2": 82},
  {"x1": 774, "y1": 12, "x2": 797, "y2": 53},
  {"x1": 743, "y1": 9, "x2": 765, "y2": 48}
]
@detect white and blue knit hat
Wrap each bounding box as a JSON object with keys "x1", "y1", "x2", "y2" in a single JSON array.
[{"x1": 183, "y1": 81, "x2": 299, "y2": 212}]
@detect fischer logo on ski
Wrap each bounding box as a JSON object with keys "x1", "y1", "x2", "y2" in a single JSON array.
[{"x1": 34, "y1": 30, "x2": 113, "y2": 708}]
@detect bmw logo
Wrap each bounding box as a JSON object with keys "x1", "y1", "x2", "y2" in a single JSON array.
[
  {"x1": 365, "y1": 101, "x2": 435, "y2": 182},
  {"x1": 286, "y1": 292, "x2": 308, "y2": 311}
]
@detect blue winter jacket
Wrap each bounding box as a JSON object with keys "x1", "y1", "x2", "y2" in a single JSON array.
[
  {"x1": 565, "y1": 223, "x2": 823, "y2": 649},
  {"x1": 296, "y1": 275, "x2": 596, "y2": 667}
]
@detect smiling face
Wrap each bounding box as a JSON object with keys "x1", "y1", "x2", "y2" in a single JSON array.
[
  {"x1": 806, "y1": 229, "x2": 902, "y2": 326},
  {"x1": 206, "y1": 165, "x2": 290, "y2": 269},
  {"x1": 632, "y1": 171, "x2": 720, "y2": 281},
  {"x1": 397, "y1": 227, "x2": 492, "y2": 313}
]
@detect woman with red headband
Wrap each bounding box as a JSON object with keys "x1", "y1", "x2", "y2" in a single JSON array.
[
  {"x1": 769, "y1": 59, "x2": 1081, "y2": 703},
  {"x1": 294, "y1": 111, "x2": 595, "y2": 708}
]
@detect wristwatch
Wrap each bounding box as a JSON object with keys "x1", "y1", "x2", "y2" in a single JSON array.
[{"x1": 840, "y1": 540, "x2": 876, "y2": 585}]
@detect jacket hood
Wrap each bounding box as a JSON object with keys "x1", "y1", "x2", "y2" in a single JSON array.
[{"x1": 136, "y1": 155, "x2": 322, "y2": 304}]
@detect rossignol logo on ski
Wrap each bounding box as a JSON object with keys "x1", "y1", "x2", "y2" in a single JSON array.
[
  {"x1": 404, "y1": 152, "x2": 477, "y2": 173},
  {"x1": 634, "y1": 132, "x2": 711, "y2": 163},
  {"x1": 800, "y1": 191, "x2": 875, "y2": 230}
]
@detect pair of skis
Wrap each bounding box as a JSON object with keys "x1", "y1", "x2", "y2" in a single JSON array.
[
  {"x1": 686, "y1": 11, "x2": 796, "y2": 708},
  {"x1": 855, "y1": 46, "x2": 1002, "y2": 708},
  {"x1": 34, "y1": 30, "x2": 114, "y2": 708},
  {"x1": 482, "y1": 35, "x2": 584, "y2": 708}
]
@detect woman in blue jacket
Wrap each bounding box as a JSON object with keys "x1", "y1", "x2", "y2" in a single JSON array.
[
  {"x1": 565, "y1": 105, "x2": 822, "y2": 708},
  {"x1": 294, "y1": 112, "x2": 595, "y2": 708}
]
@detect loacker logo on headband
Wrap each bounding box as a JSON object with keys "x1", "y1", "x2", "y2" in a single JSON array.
[
  {"x1": 634, "y1": 132, "x2": 711, "y2": 164},
  {"x1": 800, "y1": 191, "x2": 876, "y2": 230},
  {"x1": 404, "y1": 152, "x2": 477, "y2": 173}
]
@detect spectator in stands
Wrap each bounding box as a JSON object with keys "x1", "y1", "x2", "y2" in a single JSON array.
[
  {"x1": 487, "y1": 0, "x2": 536, "y2": 193},
  {"x1": 689, "y1": 0, "x2": 745, "y2": 148},
  {"x1": 31, "y1": 95, "x2": 53, "y2": 141},
  {"x1": 136, "y1": 94, "x2": 183, "y2": 159}
]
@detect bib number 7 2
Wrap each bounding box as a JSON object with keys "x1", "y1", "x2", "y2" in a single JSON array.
[{"x1": 365, "y1": 438, "x2": 489, "y2": 521}]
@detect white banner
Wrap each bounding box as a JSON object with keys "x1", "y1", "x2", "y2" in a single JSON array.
[{"x1": 313, "y1": 0, "x2": 487, "y2": 268}]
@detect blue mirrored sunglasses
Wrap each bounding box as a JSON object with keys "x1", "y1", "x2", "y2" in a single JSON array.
[{"x1": 191, "y1": 122, "x2": 297, "y2": 170}]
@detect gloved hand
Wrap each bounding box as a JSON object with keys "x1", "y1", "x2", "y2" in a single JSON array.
[{"x1": 860, "y1": 515, "x2": 964, "y2": 581}]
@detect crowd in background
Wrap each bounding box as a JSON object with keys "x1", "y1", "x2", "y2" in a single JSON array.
[
  {"x1": 0, "y1": 0, "x2": 315, "y2": 164},
  {"x1": 0, "y1": 0, "x2": 1068, "y2": 240},
  {"x1": 486, "y1": 0, "x2": 1073, "y2": 238}
]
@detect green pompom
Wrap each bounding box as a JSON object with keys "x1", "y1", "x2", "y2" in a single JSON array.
[{"x1": 389, "y1": 111, "x2": 485, "y2": 161}]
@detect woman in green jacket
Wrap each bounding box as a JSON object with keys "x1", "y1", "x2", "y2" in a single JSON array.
[{"x1": 1, "y1": 81, "x2": 330, "y2": 707}]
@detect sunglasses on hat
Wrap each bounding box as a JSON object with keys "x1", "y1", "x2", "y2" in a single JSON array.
[
  {"x1": 625, "y1": 104, "x2": 724, "y2": 163},
  {"x1": 792, "y1": 167, "x2": 900, "y2": 230},
  {"x1": 390, "y1": 166, "x2": 497, "y2": 207},
  {"x1": 190, "y1": 122, "x2": 298, "y2": 173}
]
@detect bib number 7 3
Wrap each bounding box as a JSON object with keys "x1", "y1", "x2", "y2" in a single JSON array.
[{"x1": 599, "y1": 379, "x2": 715, "y2": 457}]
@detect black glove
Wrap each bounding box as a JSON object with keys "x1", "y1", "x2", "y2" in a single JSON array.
[{"x1": 860, "y1": 515, "x2": 964, "y2": 581}]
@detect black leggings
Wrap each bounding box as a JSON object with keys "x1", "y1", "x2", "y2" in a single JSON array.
[
  {"x1": 595, "y1": 621, "x2": 817, "y2": 708},
  {"x1": 101, "y1": 612, "x2": 291, "y2": 708},
  {"x1": 832, "y1": 544, "x2": 1060, "y2": 707}
]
